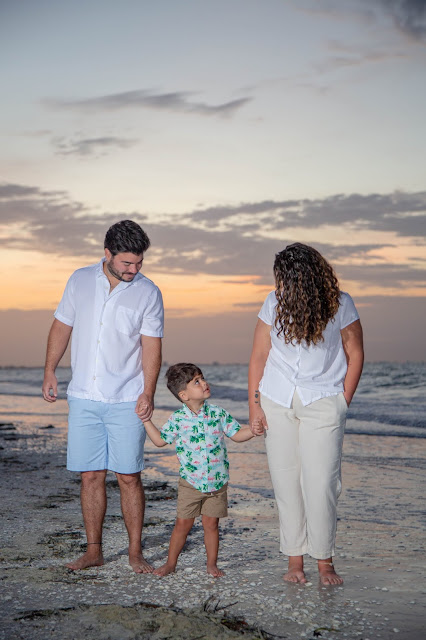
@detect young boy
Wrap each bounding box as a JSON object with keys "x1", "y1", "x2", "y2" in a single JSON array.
[{"x1": 140, "y1": 362, "x2": 254, "y2": 578}]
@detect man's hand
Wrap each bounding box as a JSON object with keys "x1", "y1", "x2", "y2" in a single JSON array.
[
  {"x1": 135, "y1": 392, "x2": 154, "y2": 421},
  {"x1": 42, "y1": 371, "x2": 58, "y2": 402}
]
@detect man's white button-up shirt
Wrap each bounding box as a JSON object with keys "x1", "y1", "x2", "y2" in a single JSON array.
[
  {"x1": 258, "y1": 291, "x2": 359, "y2": 408},
  {"x1": 54, "y1": 259, "x2": 164, "y2": 403}
]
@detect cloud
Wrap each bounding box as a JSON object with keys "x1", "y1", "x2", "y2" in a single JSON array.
[
  {"x1": 182, "y1": 191, "x2": 426, "y2": 239},
  {"x1": 52, "y1": 136, "x2": 138, "y2": 157},
  {"x1": 0, "y1": 183, "x2": 425, "y2": 289},
  {"x1": 378, "y1": 0, "x2": 426, "y2": 41},
  {"x1": 45, "y1": 89, "x2": 252, "y2": 119}
]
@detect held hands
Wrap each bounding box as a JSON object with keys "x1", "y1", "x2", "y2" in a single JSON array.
[
  {"x1": 251, "y1": 419, "x2": 265, "y2": 436},
  {"x1": 135, "y1": 392, "x2": 154, "y2": 421},
  {"x1": 249, "y1": 407, "x2": 268, "y2": 436}
]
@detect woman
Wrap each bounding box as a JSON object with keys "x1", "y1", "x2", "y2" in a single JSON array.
[{"x1": 249, "y1": 243, "x2": 363, "y2": 585}]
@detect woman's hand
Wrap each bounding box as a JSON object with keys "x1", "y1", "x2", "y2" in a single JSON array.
[{"x1": 249, "y1": 407, "x2": 268, "y2": 436}]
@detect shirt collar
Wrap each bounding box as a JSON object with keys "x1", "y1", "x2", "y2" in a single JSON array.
[{"x1": 182, "y1": 400, "x2": 209, "y2": 418}]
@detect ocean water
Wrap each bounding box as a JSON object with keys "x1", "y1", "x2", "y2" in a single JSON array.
[{"x1": 0, "y1": 362, "x2": 424, "y2": 438}]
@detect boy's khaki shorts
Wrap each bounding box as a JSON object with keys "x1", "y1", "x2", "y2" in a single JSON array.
[{"x1": 177, "y1": 478, "x2": 228, "y2": 519}]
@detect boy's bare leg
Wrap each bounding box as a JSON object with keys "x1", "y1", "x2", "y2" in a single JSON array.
[
  {"x1": 283, "y1": 555, "x2": 307, "y2": 583},
  {"x1": 202, "y1": 515, "x2": 224, "y2": 577},
  {"x1": 116, "y1": 472, "x2": 152, "y2": 573},
  {"x1": 154, "y1": 517, "x2": 194, "y2": 577},
  {"x1": 66, "y1": 470, "x2": 106, "y2": 570},
  {"x1": 318, "y1": 558, "x2": 343, "y2": 585}
]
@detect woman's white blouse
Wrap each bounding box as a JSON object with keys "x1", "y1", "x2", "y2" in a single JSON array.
[{"x1": 258, "y1": 291, "x2": 359, "y2": 407}]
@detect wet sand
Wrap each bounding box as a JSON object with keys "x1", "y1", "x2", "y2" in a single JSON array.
[{"x1": 0, "y1": 399, "x2": 425, "y2": 639}]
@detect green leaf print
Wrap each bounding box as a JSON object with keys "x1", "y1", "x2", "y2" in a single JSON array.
[{"x1": 185, "y1": 462, "x2": 197, "y2": 473}]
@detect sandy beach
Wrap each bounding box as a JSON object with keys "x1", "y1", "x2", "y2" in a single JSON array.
[{"x1": 0, "y1": 398, "x2": 425, "y2": 639}]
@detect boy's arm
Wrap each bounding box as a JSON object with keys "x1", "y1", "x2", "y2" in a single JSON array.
[
  {"x1": 230, "y1": 426, "x2": 254, "y2": 442},
  {"x1": 143, "y1": 419, "x2": 168, "y2": 448}
]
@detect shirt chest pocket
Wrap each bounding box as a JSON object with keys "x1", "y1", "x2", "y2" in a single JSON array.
[{"x1": 116, "y1": 306, "x2": 142, "y2": 336}]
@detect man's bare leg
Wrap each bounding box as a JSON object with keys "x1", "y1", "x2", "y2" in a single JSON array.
[
  {"x1": 66, "y1": 470, "x2": 106, "y2": 570},
  {"x1": 283, "y1": 555, "x2": 307, "y2": 583},
  {"x1": 116, "y1": 472, "x2": 152, "y2": 573},
  {"x1": 202, "y1": 515, "x2": 224, "y2": 577},
  {"x1": 154, "y1": 517, "x2": 194, "y2": 577},
  {"x1": 318, "y1": 558, "x2": 343, "y2": 585}
]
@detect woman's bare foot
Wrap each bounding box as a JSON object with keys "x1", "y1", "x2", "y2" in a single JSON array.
[
  {"x1": 129, "y1": 552, "x2": 153, "y2": 574},
  {"x1": 283, "y1": 556, "x2": 307, "y2": 583},
  {"x1": 153, "y1": 562, "x2": 176, "y2": 577},
  {"x1": 207, "y1": 564, "x2": 225, "y2": 577},
  {"x1": 318, "y1": 559, "x2": 343, "y2": 585},
  {"x1": 66, "y1": 547, "x2": 104, "y2": 571}
]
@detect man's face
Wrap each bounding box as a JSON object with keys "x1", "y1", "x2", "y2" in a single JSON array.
[{"x1": 104, "y1": 249, "x2": 144, "y2": 283}]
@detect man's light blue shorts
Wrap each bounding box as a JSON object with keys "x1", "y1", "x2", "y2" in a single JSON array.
[{"x1": 67, "y1": 397, "x2": 146, "y2": 474}]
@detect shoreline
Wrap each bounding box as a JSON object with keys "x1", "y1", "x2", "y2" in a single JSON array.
[{"x1": 0, "y1": 408, "x2": 425, "y2": 639}]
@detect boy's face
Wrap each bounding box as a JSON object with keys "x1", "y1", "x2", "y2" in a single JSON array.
[{"x1": 179, "y1": 373, "x2": 211, "y2": 404}]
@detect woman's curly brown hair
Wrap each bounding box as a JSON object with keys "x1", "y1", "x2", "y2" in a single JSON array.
[{"x1": 273, "y1": 243, "x2": 340, "y2": 345}]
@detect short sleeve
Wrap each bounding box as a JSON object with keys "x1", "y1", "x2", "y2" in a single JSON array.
[
  {"x1": 258, "y1": 291, "x2": 276, "y2": 326},
  {"x1": 54, "y1": 274, "x2": 76, "y2": 327},
  {"x1": 160, "y1": 415, "x2": 178, "y2": 444},
  {"x1": 140, "y1": 287, "x2": 164, "y2": 337},
  {"x1": 221, "y1": 409, "x2": 241, "y2": 438},
  {"x1": 339, "y1": 292, "x2": 360, "y2": 330}
]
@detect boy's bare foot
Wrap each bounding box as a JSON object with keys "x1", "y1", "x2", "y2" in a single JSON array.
[
  {"x1": 153, "y1": 562, "x2": 176, "y2": 577},
  {"x1": 318, "y1": 560, "x2": 343, "y2": 585},
  {"x1": 129, "y1": 553, "x2": 153, "y2": 574},
  {"x1": 283, "y1": 556, "x2": 307, "y2": 583},
  {"x1": 66, "y1": 547, "x2": 104, "y2": 571},
  {"x1": 207, "y1": 564, "x2": 225, "y2": 577}
]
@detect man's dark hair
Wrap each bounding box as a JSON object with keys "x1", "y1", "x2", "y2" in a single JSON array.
[
  {"x1": 165, "y1": 363, "x2": 203, "y2": 401},
  {"x1": 104, "y1": 220, "x2": 150, "y2": 256}
]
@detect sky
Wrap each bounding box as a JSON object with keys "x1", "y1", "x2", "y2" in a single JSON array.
[{"x1": 0, "y1": 0, "x2": 425, "y2": 365}]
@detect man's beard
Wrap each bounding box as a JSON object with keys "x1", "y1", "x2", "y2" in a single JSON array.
[{"x1": 106, "y1": 260, "x2": 134, "y2": 282}]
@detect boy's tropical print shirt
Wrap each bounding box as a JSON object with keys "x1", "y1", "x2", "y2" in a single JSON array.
[{"x1": 160, "y1": 401, "x2": 241, "y2": 493}]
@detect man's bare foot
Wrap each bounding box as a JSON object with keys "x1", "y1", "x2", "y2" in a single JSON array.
[
  {"x1": 207, "y1": 564, "x2": 225, "y2": 577},
  {"x1": 66, "y1": 548, "x2": 104, "y2": 571},
  {"x1": 129, "y1": 553, "x2": 153, "y2": 574},
  {"x1": 283, "y1": 556, "x2": 307, "y2": 583},
  {"x1": 153, "y1": 562, "x2": 176, "y2": 577},
  {"x1": 318, "y1": 560, "x2": 343, "y2": 585}
]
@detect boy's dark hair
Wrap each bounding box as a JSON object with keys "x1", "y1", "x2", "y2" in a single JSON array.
[
  {"x1": 104, "y1": 220, "x2": 150, "y2": 256},
  {"x1": 165, "y1": 363, "x2": 203, "y2": 401}
]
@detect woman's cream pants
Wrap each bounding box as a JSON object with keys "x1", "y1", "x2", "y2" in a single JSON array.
[{"x1": 262, "y1": 391, "x2": 348, "y2": 559}]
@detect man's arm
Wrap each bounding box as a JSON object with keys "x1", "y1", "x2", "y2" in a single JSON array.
[
  {"x1": 341, "y1": 319, "x2": 364, "y2": 406},
  {"x1": 42, "y1": 319, "x2": 73, "y2": 402},
  {"x1": 135, "y1": 335, "x2": 162, "y2": 421}
]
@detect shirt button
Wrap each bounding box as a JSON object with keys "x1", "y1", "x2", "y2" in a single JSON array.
[{"x1": 93, "y1": 376, "x2": 96, "y2": 380}]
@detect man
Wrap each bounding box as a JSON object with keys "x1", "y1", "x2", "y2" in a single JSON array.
[{"x1": 42, "y1": 220, "x2": 163, "y2": 573}]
